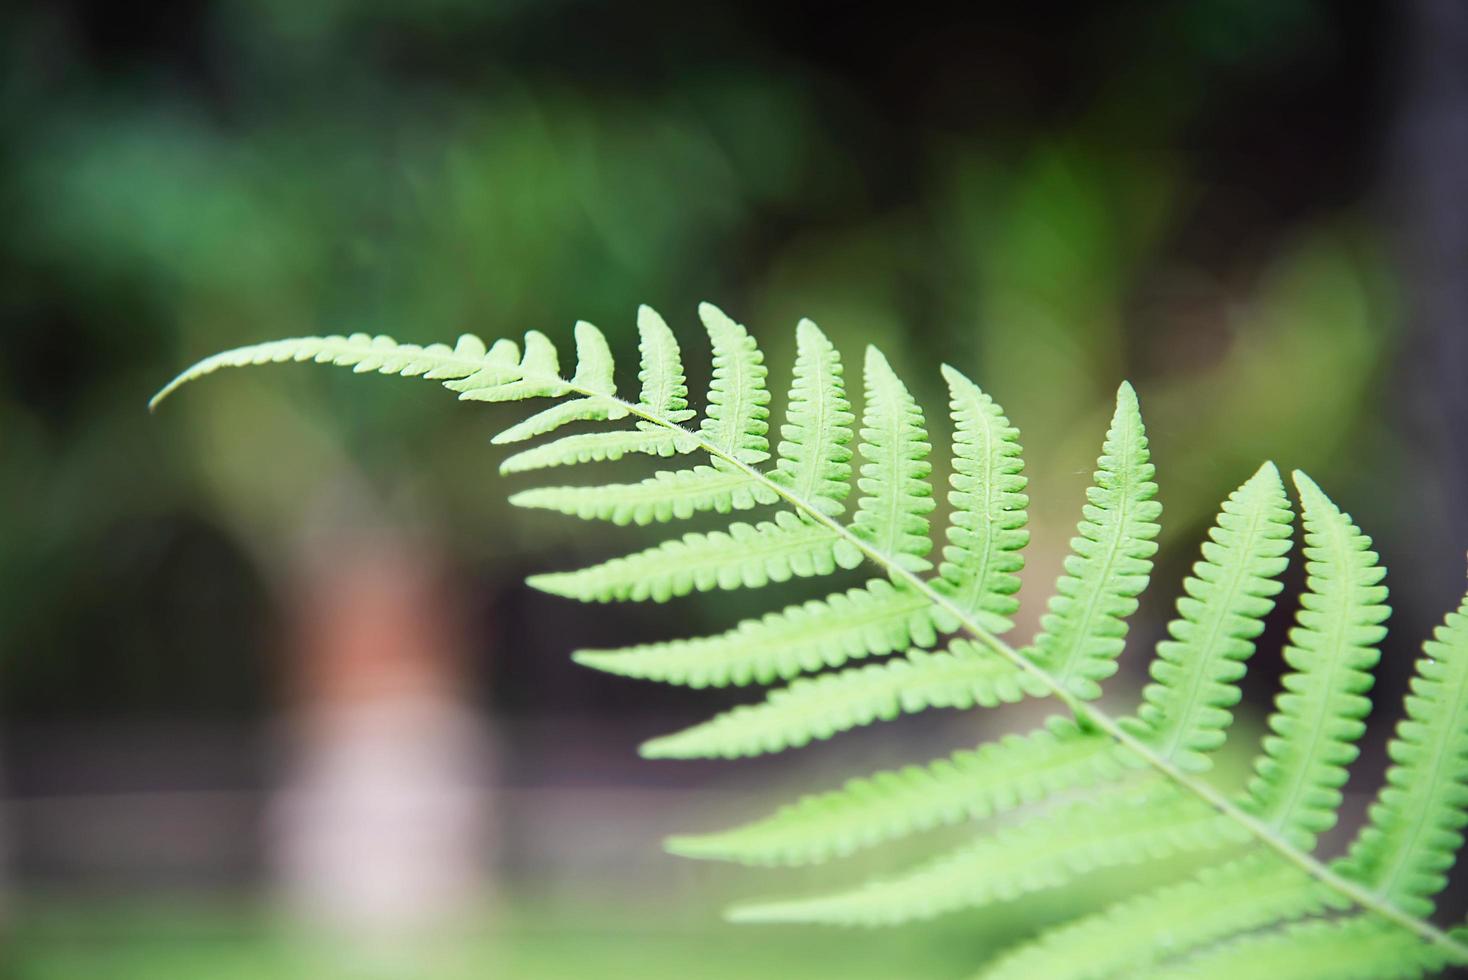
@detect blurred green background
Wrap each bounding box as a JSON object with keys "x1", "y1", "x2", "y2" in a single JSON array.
[{"x1": 2, "y1": 0, "x2": 1467, "y2": 976}]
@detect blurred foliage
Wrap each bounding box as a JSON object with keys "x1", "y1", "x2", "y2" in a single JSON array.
[{"x1": 0, "y1": 0, "x2": 1407, "y2": 721}]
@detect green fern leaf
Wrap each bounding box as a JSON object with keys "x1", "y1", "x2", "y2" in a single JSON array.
[
  {"x1": 665, "y1": 718, "x2": 1124, "y2": 865},
  {"x1": 1337, "y1": 590, "x2": 1468, "y2": 918},
  {"x1": 491, "y1": 321, "x2": 626, "y2": 443},
  {"x1": 498, "y1": 428, "x2": 693, "y2": 474},
  {"x1": 492, "y1": 398, "x2": 619, "y2": 445},
  {"x1": 930, "y1": 365, "x2": 1028, "y2": 634},
  {"x1": 154, "y1": 308, "x2": 1468, "y2": 977},
  {"x1": 768, "y1": 319, "x2": 854, "y2": 516},
  {"x1": 448, "y1": 329, "x2": 572, "y2": 402},
  {"x1": 851, "y1": 347, "x2": 936, "y2": 572},
  {"x1": 568, "y1": 319, "x2": 616, "y2": 394},
  {"x1": 1123, "y1": 461, "x2": 1294, "y2": 772},
  {"x1": 729, "y1": 784, "x2": 1243, "y2": 926},
  {"x1": 150, "y1": 332, "x2": 511, "y2": 410},
  {"x1": 1244, "y1": 470, "x2": 1388, "y2": 851},
  {"x1": 977, "y1": 855, "x2": 1334, "y2": 980},
  {"x1": 1139, "y1": 917, "x2": 1461, "y2": 980},
  {"x1": 528, "y1": 510, "x2": 850, "y2": 602},
  {"x1": 509, "y1": 465, "x2": 774, "y2": 525},
  {"x1": 498, "y1": 306, "x2": 700, "y2": 470},
  {"x1": 697, "y1": 302, "x2": 771, "y2": 464},
  {"x1": 573, "y1": 578, "x2": 936, "y2": 686},
  {"x1": 634, "y1": 305, "x2": 695, "y2": 424},
  {"x1": 1028, "y1": 382, "x2": 1163, "y2": 699},
  {"x1": 638, "y1": 639, "x2": 1046, "y2": 759}
]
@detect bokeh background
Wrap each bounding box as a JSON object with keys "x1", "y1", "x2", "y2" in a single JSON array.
[{"x1": 3, "y1": 0, "x2": 1467, "y2": 976}]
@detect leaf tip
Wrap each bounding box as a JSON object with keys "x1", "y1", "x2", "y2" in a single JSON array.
[
  {"x1": 724, "y1": 901, "x2": 789, "y2": 924},
  {"x1": 571, "y1": 649, "x2": 622, "y2": 674},
  {"x1": 663, "y1": 834, "x2": 716, "y2": 859},
  {"x1": 863, "y1": 344, "x2": 892, "y2": 375},
  {"x1": 638, "y1": 735, "x2": 677, "y2": 759},
  {"x1": 938, "y1": 362, "x2": 977, "y2": 393},
  {"x1": 524, "y1": 572, "x2": 568, "y2": 596},
  {"x1": 1291, "y1": 468, "x2": 1326, "y2": 505},
  {"x1": 698, "y1": 301, "x2": 734, "y2": 327},
  {"x1": 1250, "y1": 459, "x2": 1284, "y2": 490},
  {"x1": 506, "y1": 488, "x2": 547, "y2": 509},
  {"x1": 149, "y1": 368, "x2": 197, "y2": 411},
  {"x1": 795, "y1": 317, "x2": 827, "y2": 347}
]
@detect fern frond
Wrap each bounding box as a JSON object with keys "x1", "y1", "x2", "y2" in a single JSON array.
[
  {"x1": 1029, "y1": 382, "x2": 1163, "y2": 699},
  {"x1": 697, "y1": 303, "x2": 771, "y2": 464},
  {"x1": 528, "y1": 510, "x2": 850, "y2": 603},
  {"x1": 638, "y1": 639, "x2": 1045, "y2": 759},
  {"x1": 156, "y1": 308, "x2": 1468, "y2": 977},
  {"x1": 976, "y1": 855, "x2": 1333, "y2": 980},
  {"x1": 1140, "y1": 917, "x2": 1462, "y2": 980},
  {"x1": 1244, "y1": 470, "x2": 1388, "y2": 851},
  {"x1": 729, "y1": 784, "x2": 1243, "y2": 926},
  {"x1": 768, "y1": 319, "x2": 854, "y2": 516},
  {"x1": 1338, "y1": 590, "x2": 1468, "y2": 918},
  {"x1": 852, "y1": 347, "x2": 936, "y2": 572},
  {"x1": 930, "y1": 366, "x2": 1028, "y2": 634},
  {"x1": 509, "y1": 465, "x2": 774, "y2": 525},
  {"x1": 1123, "y1": 461, "x2": 1294, "y2": 772},
  {"x1": 665, "y1": 718, "x2": 1124, "y2": 865},
  {"x1": 573, "y1": 578, "x2": 936, "y2": 686}
]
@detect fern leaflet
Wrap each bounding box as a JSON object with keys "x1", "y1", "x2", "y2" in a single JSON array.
[
  {"x1": 1123, "y1": 461, "x2": 1294, "y2": 772},
  {"x1": 1027, "y1": 382, "x2": 1162, "y2": 699},
  {"x1": 1243, "y1": 471, "x2": 1389, "y2": 851},
  {"x1": 667, "y1": 718, "x2": 1126, "y2": 866},
  {"x1": 638, "y1": 640, "x2": 1045, "y2": 759},
  {"x1": 727, "y1": 784, "x2": 1244, "y2": 926},
  {"x1": 1337, "y1": 593, "x2": 1468, "y2": 918}
]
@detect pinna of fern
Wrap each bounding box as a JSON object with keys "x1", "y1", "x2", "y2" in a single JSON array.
[{"x1": 153, "y1": 303, "x2": 1468, "y2": 979}]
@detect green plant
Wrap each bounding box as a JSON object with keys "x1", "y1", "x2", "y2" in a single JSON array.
[{"x1": 154, "y1": 305, "x2": 1468, "y2": 978}]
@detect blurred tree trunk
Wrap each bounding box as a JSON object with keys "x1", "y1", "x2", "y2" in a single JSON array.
[
  {"x1": 1399, "y1": 0, "x2": 1468, "y2": 584},
  {"x1": 268, "y1": 523, "x2": 495, "y2": 942}
]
